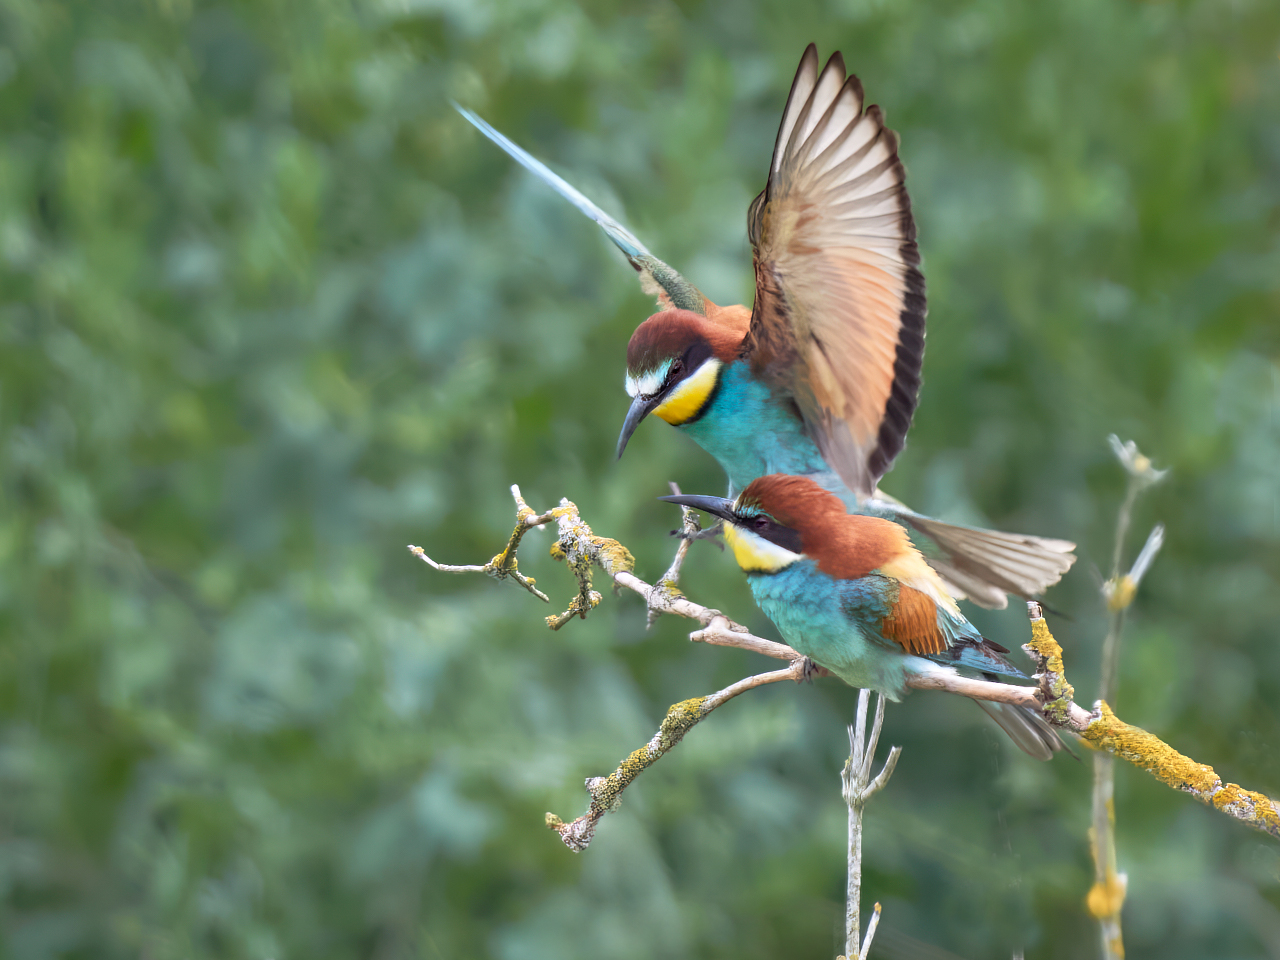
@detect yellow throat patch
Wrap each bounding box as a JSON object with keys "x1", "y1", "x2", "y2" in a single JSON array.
[
  {"x1": 723, "y1": 524, "x2": 801, "y2": 573},
  {"x1": 652, "y1": 358, "x2": 721, "y2": 426}
]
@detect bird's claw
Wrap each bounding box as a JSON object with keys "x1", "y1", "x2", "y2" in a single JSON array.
[
  {"x1": 671, "y1": 519, "x2": 725, "y2": 549},
  {"x1": 799, "y1": 657, "x2": 829, "y2": 683}
]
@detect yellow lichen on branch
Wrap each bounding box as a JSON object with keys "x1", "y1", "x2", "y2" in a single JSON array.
[
  {"x1": 1081, "y1": 703, "x2": 1280, "y2": 840},
  {"x1": 1024, "y1": 615, "x2": 1075, "y2": 724},
  {"x1": 1086, "y1": 870, "x2": 1127, "y2": 921},
  {"x1": 545, "y1": 666, "x2": 805, "y2": 852},
  {"x1": 1018, "y1": 608, "x2": 1280, "y2": 842},
  {"x1": 543, "y1": 499, "x2": 635, "y2": 629},
  {"x1": 545, "y1": 695, "x2": 713, "y2": 851}
]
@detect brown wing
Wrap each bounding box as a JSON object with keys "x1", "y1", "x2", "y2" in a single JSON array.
[
  {"x1": 744, "y1": 45, "x2": 926, "y2": 499},
  {"x1": 881, "y1": 586, "x2": 948, "y2": 656}
]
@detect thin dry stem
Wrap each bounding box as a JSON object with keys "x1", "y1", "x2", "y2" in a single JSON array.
[
  {"x1": 841, "y1": 689, "x2": 900, "y2": 959},
  {"x1": 407, "y1": 484, "x2": 554, "y2": 602},
  {"x1": 646, "y1": 482, "x2": 699, "y2": 627},
  {"x1": 1093, "y1": 443, "x2": 1168, "y2": 960},
  {"x1": 859, "y1": 903, "x2": 882, "y2": 960}
]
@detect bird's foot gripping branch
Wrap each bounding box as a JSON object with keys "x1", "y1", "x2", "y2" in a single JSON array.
[{"x1": 411, "y1": 486, "x2": 1280, "y2": 848}]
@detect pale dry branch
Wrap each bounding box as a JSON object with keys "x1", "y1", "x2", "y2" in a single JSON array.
[
  {"x1": 689, "y1": 616, "x2": 800, "y2": 660},
  {"x1": 411, "y1": 486, "x2": 1280, "y2": 846},
  {"x1": 840, "y1": 689, "x2": 900, "y2": 960},
  {"x1": 859, "y1": 903, "x2": 882, "y2": 960},
  {"x1": 646, "y1": 482, "x2": 700, "y2": 627},
  {"x1": 407, "y1": 484, "x2": 555, "y2": 602}
]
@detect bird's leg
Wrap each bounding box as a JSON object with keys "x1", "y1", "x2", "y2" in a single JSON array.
[
  {"x1": 649, "y1": 483, "x2": 727, "y2": 627},
  {"x1": 670, "y1": 519, "x2": 725, "y2": 547}
]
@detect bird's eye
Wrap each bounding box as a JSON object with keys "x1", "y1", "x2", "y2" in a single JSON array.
[
  {"x1": 670, "y1": 359, "x2": 683, "y2": 376},
  {"x1": 753, "y1": 516, "x2": 770, "y2": 531}
]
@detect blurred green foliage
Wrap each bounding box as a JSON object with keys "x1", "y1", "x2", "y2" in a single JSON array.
[{"x1": 0, "y1": 0, "x2": 1278, "y2": 957}]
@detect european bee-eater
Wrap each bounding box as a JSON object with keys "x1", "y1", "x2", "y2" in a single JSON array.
[
  {"x1": 456, "y1": 45, "x2": 1076, "y2": 609},
  {"x1": 662, "y1": 474, "x2": 1064, "y2": 760}
]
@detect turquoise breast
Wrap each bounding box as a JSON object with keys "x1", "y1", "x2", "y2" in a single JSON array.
[
  {"x1": 745, "y1": 561, "x2": 933, "y2": 700},
  {"x1": 679, "y1": 363, "x2": 828, "y2": 495}
]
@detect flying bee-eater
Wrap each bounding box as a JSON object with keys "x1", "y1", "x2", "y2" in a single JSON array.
[
  {"x1": 662, "y1": 474, "x2": 1065, "y2": 760},
  {"x1": 455, "y1": 44, "x2": 1075, "y2": 609}
]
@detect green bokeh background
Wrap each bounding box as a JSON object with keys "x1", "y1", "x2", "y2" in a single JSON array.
[{"x1": 1, "y1": 0, "x2": 1278, "y2": 957}]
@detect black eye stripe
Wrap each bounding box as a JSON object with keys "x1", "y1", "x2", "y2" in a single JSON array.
[
  {"x1": 662, "y1": 359, "x2": 684, "y2": 388},
  {"x1": 734, "y1": 513, "x2": 803, "y2": 554}
]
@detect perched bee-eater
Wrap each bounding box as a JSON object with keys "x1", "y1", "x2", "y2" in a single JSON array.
[
  {"x1": 662, "y1": 474, "x2": 1064, "y2": 760},
  {"x1": 456, "y1": 45, "x2": 1075, "y2": 609}
]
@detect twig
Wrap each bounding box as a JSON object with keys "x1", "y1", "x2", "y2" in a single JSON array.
[
  {"x1": 545, "y1": 659, "x2": 808, "y2": 851},
  {"x1": 858, "y1": 903, "x2": 882, "y2": 960},
  {"x1": 645, "y1": 482, "x2": 700, "y2": 627},
  {"x1": 839, "y1": 689, "x2": 900, "y2": 960},
  {"x1": 407, "y1": 484, "x2": 555, "y2": 602},
  {"x1": 411, "y1": 485, "x2": 1280, "y2": 845}
]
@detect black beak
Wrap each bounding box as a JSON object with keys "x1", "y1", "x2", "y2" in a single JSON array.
[
  {"x1": 616, "y1": 394, "x2": 657, "y2": 460},
  {"x1": 657, "y1": 493, "x2": 737, "y2": 524}
]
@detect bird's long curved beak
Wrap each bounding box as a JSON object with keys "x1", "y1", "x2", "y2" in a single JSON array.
[
  {"x1": 657, "y1": 493, "x2": 737, "y2": 523},
  {"x1": 616, "y1": 394, "x2": 657, "y2": 460}
]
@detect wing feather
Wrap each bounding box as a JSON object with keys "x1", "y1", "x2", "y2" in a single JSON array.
[
  {"x1": 903, "y1": 515, "x2": 1077, "y2": 600},
  {"x1": 745, "y1": 49, "x2": 925, "y2": 499}
]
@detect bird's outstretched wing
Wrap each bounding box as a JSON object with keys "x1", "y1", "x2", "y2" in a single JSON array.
[
  {"x1": 744, "y1": 45, "x2": 926, "y2": 500},
  {"x1": 453, "y1": 103, "x2": 710, "y2": 316}
]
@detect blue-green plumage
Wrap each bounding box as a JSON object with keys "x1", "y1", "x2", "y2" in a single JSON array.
[
  {"x1": 681, "y1": 364, "x2": 826, "y2": 492},
  {"x1": 661, "y1": 475, "x2": 1064, "y2": 760},
  {"x1": 746, "y1": 560, "x2": 1025, "y2": 700},
  {"x1": 748, "y1": 560, "x2": 924, "y2": 698},
  {"x1": 680, "y1": 363, "x2": 912, "y2": 522}
]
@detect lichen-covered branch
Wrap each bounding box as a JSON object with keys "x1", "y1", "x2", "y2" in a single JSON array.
[
  {"x1": 409, "y1": 485, "x2": 810, "y2": 852},
  {"x1": 1022, "y1": 604, "x2": 1280, "y2": 841},
  {"x1": 410, "y1": 486, "x2": 1280, "y2": 846},
  {"x1": 545, "y1": 659, "x2": 807, "y2": 851},
  {"x1": 1081, "y1": 702, "x2": 1280, "y2": 839}
]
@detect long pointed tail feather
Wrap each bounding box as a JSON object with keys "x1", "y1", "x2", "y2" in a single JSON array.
[
  {"x1": 929, "y1": 637, "x2": 1027, "y2": 679},
  {"x1": 452, "y1": 102, "x2": 651, "y2": 260},
  {"x1": 453, "y1": 104, "x2": 711, "y2": 315},
  {"x1": 910, "y1": 661, "x2": 1069, "y2": 761}
]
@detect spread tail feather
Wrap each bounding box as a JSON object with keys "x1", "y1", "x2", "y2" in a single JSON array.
[{"x1": 900, "y1": 514, "x2": 1076, "y2": 610}]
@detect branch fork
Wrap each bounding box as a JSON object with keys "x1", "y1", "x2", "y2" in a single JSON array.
[{"x1": 839, "y1": 689, "x2": 900, "y2": 960}]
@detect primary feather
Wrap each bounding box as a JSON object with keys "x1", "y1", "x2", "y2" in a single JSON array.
[{"x1": 745, "y1": 45, "x2": 926, "y2": 499}]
